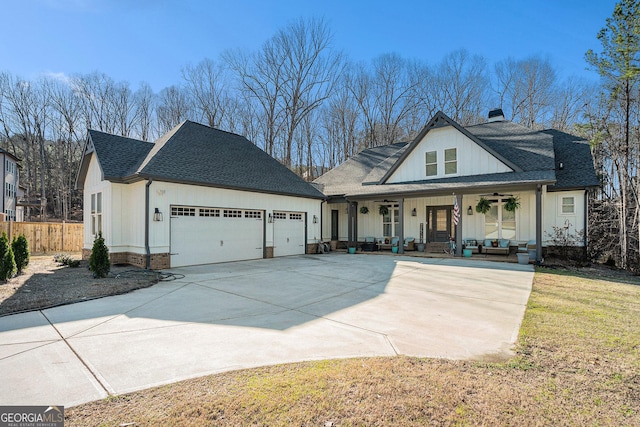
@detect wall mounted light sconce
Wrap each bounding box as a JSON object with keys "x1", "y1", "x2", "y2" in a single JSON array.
[
  {"x1": 153, "y1": 208, "x2": 163, "y2": 221},
  {"x1": 558, "y1": 162, "x2": 564, "y2": 170},
  {"x1": 411, "y1": 208, "x2": 417, "y2": 216},
  {"x1": 268, "y1": 213, "x2": 273, "y2": 223},
  {"x1": 313, "y1": 215, "x2": 318, "y2": 223},
  {"x1": 467, "y1": 206, "x2": 473, "y2": 215}
]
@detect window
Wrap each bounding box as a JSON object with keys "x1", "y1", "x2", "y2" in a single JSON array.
[
  {"x1": 425, "y1": 151, "x2": 437, "y2": 176},
  {"x1": 91, "y1": 192, "x2": 102, "y2": 236},
  {"x1": 171, "y1": 206, "x2": 196, "y2": 216},
  {"x1": 382, "y1": 205, "x2": 400, "y2": 237},
  {"x1": 561, "y1": 196, "x2": 575, "y2": 214},
  {"x1": 199, "y1": 208, "x2": 220, "y2": 217},
  {"x1": 223, "y1": 209, "x2": 242, "y2": 218},
  {"x1": 245, "y1": 210, "x2": 262, "y2": 219},
  {"x1": 444, "y1": 148, "x2": 457, "y2": 174},
  {"x1": 289, "y1": 213, "x2": 302, "y2": 220},
  {"x1": 484, "y1": 199, "x2": 516, "y2": 240},
  {"x1": 274, "y1": 212, "x2": 287, "y2": 220}
]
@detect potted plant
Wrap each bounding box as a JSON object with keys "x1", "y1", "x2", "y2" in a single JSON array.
[
  {"x1": 504, "y1": 196, "x2": 520, "y2": 212},
  {"x1": 359, "y1": 206, "x2": 369, "y2": 214},
  {"x1": 378, "y1": 205, "x2": 389, "y2": 216},
  {"x1": 475, "y1": 197, "x2": 492, "y2": 214}
]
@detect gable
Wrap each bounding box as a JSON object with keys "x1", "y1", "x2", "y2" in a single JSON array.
[{"x1": 386, "y1": 125, "x2": 512, "y2": 184}]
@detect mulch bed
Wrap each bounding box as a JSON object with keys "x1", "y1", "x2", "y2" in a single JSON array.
[{"x1": 0, "y1": 255, "x2": 161, "y2": 316}]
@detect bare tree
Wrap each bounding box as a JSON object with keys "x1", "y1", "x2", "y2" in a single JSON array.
[
  {"x1": 133, "y1": 82, "x2": 155, "y2": 141},
  {"x1": 156, "y1": 85, "x2": 193, "y2": 134},
  {"x1": 183, "y1": 59, "x2": 229, "y2": 128},
  {"x1": 494, "y1": 56, "x2": 557, "y2": 128},
  {"x1": 225, "y1": 17, "x2": 343, "y2": 166}
]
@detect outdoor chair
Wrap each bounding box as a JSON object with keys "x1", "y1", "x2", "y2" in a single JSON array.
[
  {"x1": 362, "y1": 236, "x2": 377, "y2": 252},
  {"x1": 403, "y1": 237, "x2": 416, "y2": 251}
]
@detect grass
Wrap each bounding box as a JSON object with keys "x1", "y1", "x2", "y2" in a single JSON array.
[{"x1": 66, "y1": 268, "x2": 640, "y2": 426}]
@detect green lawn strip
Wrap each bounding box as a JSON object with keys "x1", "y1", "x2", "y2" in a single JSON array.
[{"x1": 66, "y1": 269, "x2": 640, "y2": 426}]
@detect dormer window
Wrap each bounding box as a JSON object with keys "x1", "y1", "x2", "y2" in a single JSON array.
[
  {"x1": 445, "y1": 148, "x2": 457, "y2": 175},
  {"x1": 425, "y1": 151, "x2": 437, "y2": 176}
]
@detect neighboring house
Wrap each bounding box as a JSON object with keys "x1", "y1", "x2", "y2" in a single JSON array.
[
  {"x1": 313, "y1": 110, "x2": 599, "y2": 262},
  {"x1": 0, "y1": 148, "x2": 20, "y2": 222},
  {"x1": 76, "y1": 121, "x2": 325, "y2": 269}
]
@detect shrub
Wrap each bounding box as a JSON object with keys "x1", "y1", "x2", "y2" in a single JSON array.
[
  {"x1": 89, "y1": 233, "x2": 110, "y2": 278},
  {"x1": 0, "y1": 232, "x2": 8, "y2": 261},
  {"x1": 54, "y1": 253, "x2": 81, "y2": 268},
  {"x1": 0, "y1": 246, "x2": 17, "y2": 281},
  {"x1": 11, "y1": 234, "x2": 29, "y2": 273}
]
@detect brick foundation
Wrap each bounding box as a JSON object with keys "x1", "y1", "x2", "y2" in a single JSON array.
[
  {"x1": 82, "y1": 249, "x2": 170, "y2": 270},
  {"x1": 306, "y1": 243, "x2": 318, "y2": 254},
  {"x1": 265, "y1": 246, "x2": 274, "y2": 258}
]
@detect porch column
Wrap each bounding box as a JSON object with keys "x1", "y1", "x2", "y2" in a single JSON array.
[
  {"x1": 347, "y1": 201, "x2": 358, "y2": 248},
  {"x1": 455, "y1": 193, "x2": 463, "y2": 257},
  {"x1": 536, "y1": 185, "x2": 543, "y2": 264},
  {"x1": 398, "y1": 198, "x2": 404, "y2": 254}
]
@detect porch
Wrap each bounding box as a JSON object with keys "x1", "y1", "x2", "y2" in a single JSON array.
[{"x1": 322, "y1": 189, "x2": 544, "y2": 264}]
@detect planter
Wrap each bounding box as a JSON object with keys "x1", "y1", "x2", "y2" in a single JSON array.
[
  {"x1": 391, "y1": 246, "x2": 399, "y2": 254},
  {"x1": 416, "y1": 243, "x2": 425, "y2": 252},
  {"x1": 463, "y1": 249, "x2": 472, "y2": 258},
  {"x1": 348, "y1": 247, "x2": 356, "y2": 254},
  {"x1": 330, "y1": 240, "x2": 338, "y2": 251},
  {"x1": 517, "y1": 252, "x2": 529, "y2": 265}
]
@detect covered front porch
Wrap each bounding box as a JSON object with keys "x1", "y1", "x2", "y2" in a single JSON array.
[{"x1": 321, "y1": 186, "x2": 544, "y2": 263}]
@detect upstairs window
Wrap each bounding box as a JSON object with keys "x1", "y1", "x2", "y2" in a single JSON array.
[
  {"x1": 425, "y1": 151, "x2": 437, "y2": 176},
  {"x1": 444, "y1": 148, "x2": 457, "y2": 174}
]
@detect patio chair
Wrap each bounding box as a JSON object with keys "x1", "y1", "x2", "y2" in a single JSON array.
[
  {"x1": 362, "y1": 236, "x2": 377, "y2": 252},
  {"x1": 403, "y1": 237, "x2": 416, "y2": 251}
]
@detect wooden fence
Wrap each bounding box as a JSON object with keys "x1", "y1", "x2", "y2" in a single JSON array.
[{"x1": 0, "y1": 221, "x2": 83, "y2": 253}]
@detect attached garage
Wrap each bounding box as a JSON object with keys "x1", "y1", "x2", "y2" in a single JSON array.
[
  {"x1": 273, "y1": 211, "x2": 305, "y2": 257},
  {"x1": 170, "y1": 205, "x2": 264, "y2": 268},
  {"x1": 77, "y1": 120, "x2": 325, "y2": 269}
]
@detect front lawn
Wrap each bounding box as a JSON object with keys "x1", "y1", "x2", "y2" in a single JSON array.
[{"x1": 66, "y1": 267, "x2": 640, "y2": 426}]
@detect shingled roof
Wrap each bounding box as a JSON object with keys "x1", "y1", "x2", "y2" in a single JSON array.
[
  {"x1": 314, "y1": 112, "x2": 597, "y2": 199},
  {"x1": 77, "y1": 121, "x2": 324, "y2": 199}
]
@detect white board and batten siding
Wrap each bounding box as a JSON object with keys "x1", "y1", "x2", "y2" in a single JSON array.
[
  {"x1": 387, "y1": 126, "x2": 512, "y2": 184},
  {"x1": 170, "y1": 205, "x2": 264, "y2": 268}
]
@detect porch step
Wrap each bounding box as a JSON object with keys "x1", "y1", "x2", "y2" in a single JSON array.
[{"x1": 425, "y1": 242, "x2": 450, "y2": 253}]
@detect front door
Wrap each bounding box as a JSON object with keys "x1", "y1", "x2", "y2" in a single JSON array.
[
  {"x1": 331, "y1": 210, "x2": 339, "y2": 240},
  {"x1": 426, "y1": 206, "x2": 453, "y2": 242}
]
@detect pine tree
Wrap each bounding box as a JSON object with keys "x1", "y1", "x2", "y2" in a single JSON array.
[
  {"x1": 0, "y1": 246, "x2": 17, "y2": 281},
  {"x1": 89, "y1": 233, "x2": 110, "y2": 278},
  {"x1": 11, "y1": 234, "x2": 30, "y2": 274},
  {"x1": 0, "y1": 232, "x2": 8, "y2": 262}
]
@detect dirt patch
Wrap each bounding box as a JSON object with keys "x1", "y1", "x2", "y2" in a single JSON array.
[{"x1": 0, "y1": 254, "x2": 160, "y2": 316}]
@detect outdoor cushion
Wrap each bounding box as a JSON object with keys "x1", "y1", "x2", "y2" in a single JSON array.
[
  {"x1": 499, "y1": 239, "x2": 510, "y2": 248},
  {"x1": 464, "y1": 239, "x2": 477, "y2": 246},
  {"x1": 484, "y1": 239, "x2": 493, "y2": 247}
]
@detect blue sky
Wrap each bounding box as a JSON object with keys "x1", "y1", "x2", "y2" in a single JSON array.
[{"x1": 1, "y1": 0, "x2": 618, "y2": 91}]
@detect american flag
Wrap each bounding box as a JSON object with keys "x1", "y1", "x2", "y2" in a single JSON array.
[{"x1": 453, "y1": 196, "x2": 460, "y2": 226}]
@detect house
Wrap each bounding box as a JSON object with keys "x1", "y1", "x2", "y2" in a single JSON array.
[
  {"x1": 0, "y1": 148, "x2": 21, "y2": 222},
  {"x1": 76, "y1": 121, "x2": 325, "y2": 269},
  {"x1": 313, "y1": 110, "x2": 599, "y2": 262}
]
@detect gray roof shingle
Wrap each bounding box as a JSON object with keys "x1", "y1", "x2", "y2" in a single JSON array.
[
  {"x1": 88, "y1": 130, "x2": 154, "y2": 180},
  {"x1": 542, "y1": 129, "x2": 599, "y2": 190},
  {"x1": 83, "y1": 121, "x2": 324, "y2": 199},
  {"x1": 315, "y1": 114, "x2": 596, "y2": 198}
]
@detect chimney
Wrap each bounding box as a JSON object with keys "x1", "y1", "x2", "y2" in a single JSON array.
[{"x1": 488, "y1": 108, "x2": 505, "y2": 122}]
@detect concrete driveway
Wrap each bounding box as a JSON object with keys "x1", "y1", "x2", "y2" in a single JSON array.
[{"x1": 0, "y1": 254, "x2": 533, "y2": 407}]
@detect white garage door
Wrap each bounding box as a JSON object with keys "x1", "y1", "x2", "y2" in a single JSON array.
[
  {"x1": 170, "y1": 206, "x2": 263, "y2": 267},
  {"x1": 273, "y1": 211, "x2": 305, "y2": 257}
]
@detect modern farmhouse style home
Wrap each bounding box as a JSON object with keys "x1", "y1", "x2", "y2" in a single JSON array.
[
  {"x1": 313, "y1": 110, "x2": 599, "y2": 262},
  {"x1": 76, "y1": 121, "x2": 324, "y2": 268}
]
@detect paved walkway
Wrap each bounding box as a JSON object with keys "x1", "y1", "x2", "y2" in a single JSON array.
[{"x1": 0, "y1": 254, "x2": 533, "y2": 407}]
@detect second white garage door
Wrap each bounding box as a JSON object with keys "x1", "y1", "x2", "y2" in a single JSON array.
[
  {"x1": 273, "y1": 211, "x2": 305, "y2": 257},
  {"x1": 170, "y1": 206, "x2": 263, "y2": 267}
]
